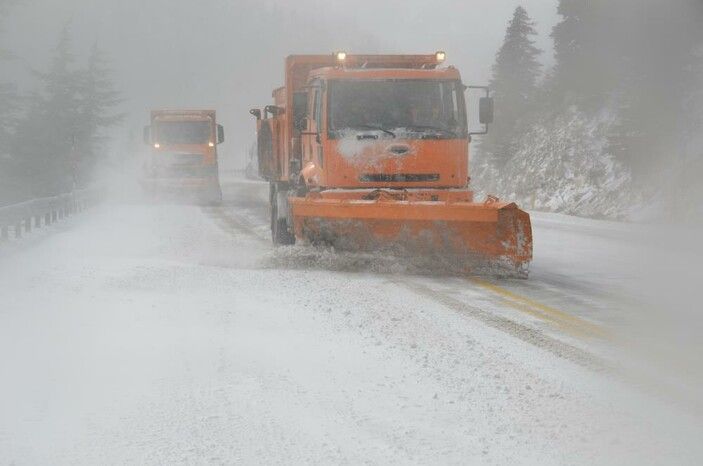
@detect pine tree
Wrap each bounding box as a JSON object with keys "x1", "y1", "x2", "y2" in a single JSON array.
[
  {"x1": 0, "y1": 82, "x2": 18, "y2": 151},
  {"x1": 605, "y1": 0, "x2": 703, "y2": 179},
  {"x1": 11, "y1": 25, "x2": 83, "y2": 196},
  {"x1": 482, "y1": 6, "x2": 542, "y2": 167},
  {"x1": 549, "y1": 0, "x2": 625, "y2": 109},
  {"x1": 0, "y1": 0, "x2": 18, "y2": 152},
  {"x1": 0, "y1": 0, "x2": 20, "y2": 204},
  {"x1": 73, "y1": 43, "x2": 124, "y2": 185},
  {"x1": 0, "y1": 0, "x2": 15, "y2": 60},
  {"x1": 550, "y1": 0, "x2": 587, "y2": 102}
]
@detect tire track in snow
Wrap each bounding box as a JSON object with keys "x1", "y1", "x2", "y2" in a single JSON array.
[
  {"x1": 205, "y1": 197, "x2": 703, "y2": 417},
  {"x1": 205, "y1": 202, "x2": 610, "y2": 371},
  {"x1": 393, "y1": 277, "x2": 612, "y2": 372},
  {"x1": 467, "y1": 277, "x2": 610, "y2": 340},
  {"x1": 202, "y1": 205, "x2": 269, "y2": 245},
  {"x1": 387, "y1": 277, "x2": 703, "y2": 417}
]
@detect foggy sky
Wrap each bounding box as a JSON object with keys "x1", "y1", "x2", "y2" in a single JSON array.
[{"x1": 2, "y1": 0, "x2": 557, "y2": 168}]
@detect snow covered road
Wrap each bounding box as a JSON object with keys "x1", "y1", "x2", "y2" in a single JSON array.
[{"x1": 1, "y1": 179, "x2": 702, "y2": 464}]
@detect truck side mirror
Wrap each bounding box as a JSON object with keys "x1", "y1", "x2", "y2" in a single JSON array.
[
  {"x1": 217, "y1": 124, "x2": 225, "y2": 144},
  {"x1": 143, "y1": 125, "x2": 151, "y2": 144},
  {"x1": 479, "y1": 97, "x2": 494, "y2": 125},
  {"x1": 293, "y1": 91, "x2": 308, "y2": 133},
  {"x1": 250, "y1": 108, "x2": 261, "y2": 120},
  {"x1": 265, "y1": 105, "x2": 284, "y2": 118},
  {"x1": 289, "y1": 158, "x2": 301, "y2": 175},
  {"x1": 295, "y1": 116, "x2": 308, "y2": 132}
]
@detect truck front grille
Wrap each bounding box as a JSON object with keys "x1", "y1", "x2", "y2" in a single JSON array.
[
  {"x1": 359, "y1": 174, "x2": 440, "y2": 183},
  {"x1": 170, "y1": 153, "x2": 203, "y2": 164}
]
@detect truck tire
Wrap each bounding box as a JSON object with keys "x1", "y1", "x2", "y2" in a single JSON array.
[
  {"x1": 270, "y1": 182, "x2": 295, "y2": 245},
  {"x1": 205, "y1": 189, "x2": 223, "y2": 206},
  {"x1": 199, "y1": 180, "x2": 223, "y2": 206}
]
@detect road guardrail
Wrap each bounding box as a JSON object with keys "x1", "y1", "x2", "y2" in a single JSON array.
[{"x1": 0, "y1": 188, "x2": 101, "y2": 241}]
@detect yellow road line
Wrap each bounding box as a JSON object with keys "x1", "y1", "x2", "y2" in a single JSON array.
[
  {"x1": 498, "y1": 296, "x2": 597, "y2": 339},
  {"x1": 468, "y1": 277, "x2": 610, "y2": 339}
]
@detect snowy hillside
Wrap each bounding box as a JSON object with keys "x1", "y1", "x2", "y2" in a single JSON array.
[{"x1": 473, "y1": 107, "x2": 641, "y2": 220}]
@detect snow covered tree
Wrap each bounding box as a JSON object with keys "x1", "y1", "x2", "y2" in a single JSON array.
[
  {"x1": 8, "y1": 25, "x2": 123, "y2": 197},
  {"x1": 476, "y1": 0, "x2": 703, "y2": 219},
  {"x1": 481, "y1": 6, "x2": 542, "y2": 167}
]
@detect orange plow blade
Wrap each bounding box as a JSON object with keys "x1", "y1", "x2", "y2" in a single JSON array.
[{"x1": 290, "y1": 193, "x2": 533, "y2": 276}]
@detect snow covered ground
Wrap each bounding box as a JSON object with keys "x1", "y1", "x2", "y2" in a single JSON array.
[{"x1": 1, "y1": 178, "x2": 702, "y2": 465}]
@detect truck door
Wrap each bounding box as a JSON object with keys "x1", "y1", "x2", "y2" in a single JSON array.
[
  {"x1": 303, "y1": 81, "x2": 323, "y2": 168},
  {"x1": 292, "y1": 92, "x2": 307, "y2": 165}
]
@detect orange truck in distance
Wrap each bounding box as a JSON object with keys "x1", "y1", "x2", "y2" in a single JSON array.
[
  {"x1": 250, "y1": 52, "x2": 532, "y2": 275},
  {"x1": 142, "y1": 109, "x2": 224, "y2": 204}
]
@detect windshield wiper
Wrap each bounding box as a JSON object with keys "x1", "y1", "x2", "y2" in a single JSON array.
[
  {"x1": 404, "y1": 125, "x2": 458, "y2": 138},
  {"x1": 349, "y1": 124, "x2": 396, "y2": 138}
]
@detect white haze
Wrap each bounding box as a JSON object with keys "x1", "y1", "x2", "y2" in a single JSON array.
[
  {"x1": 2, "y1": 0, "x2": 703, "y2": 464},
  {"x1": 2, "y1": 0, "x2": 558, "y2": 170}
]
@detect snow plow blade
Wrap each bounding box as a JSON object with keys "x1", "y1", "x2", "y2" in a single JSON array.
[{"x1": 290, "y1": 194, "x2": 533, "y2": 275}]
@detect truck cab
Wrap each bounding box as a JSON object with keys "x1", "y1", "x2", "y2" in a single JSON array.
[
  {"x1": 298, "y1": 65, "x2": 471, "y2": 191},
  {"x1": 142, "y1": 109, "x2": 225, "y2": 204},
  {"x1": 253, "y1": 53, "x2": 493, "y2": 193}
]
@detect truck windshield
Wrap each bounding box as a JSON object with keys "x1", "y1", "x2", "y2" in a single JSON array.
[
  {"x1": 328, "y1": 80, "x2": 467, "y2": 138},
  {"x1": 155, "y1": 120, "x2": 212, "y2": 145}
]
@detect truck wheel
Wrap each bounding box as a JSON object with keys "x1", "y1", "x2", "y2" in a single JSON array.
[
  {"x1": 270, "y1": 183, "x2": 295, "y2": 245},
  {"x1": 207, "y1": 193, "x2": 222, "y2": 206},
  {"x1": 199, "y1": 184, "x2": 222, "y2": 206},
  {"x1": 210, "y1": 186, "x2": 223, "y2": 206}
]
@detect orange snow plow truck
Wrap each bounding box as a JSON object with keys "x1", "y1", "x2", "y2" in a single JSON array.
[
  {"x1": 250, "y1": 53, "x2": 532, "y2": 275},
  {"x1": 142, "y1": 109, "x2": 224, "y2": 204}
]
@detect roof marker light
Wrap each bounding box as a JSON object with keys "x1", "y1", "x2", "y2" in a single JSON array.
[{"x1": 436, "y1": 51, "x2": 446, "y2": 62}]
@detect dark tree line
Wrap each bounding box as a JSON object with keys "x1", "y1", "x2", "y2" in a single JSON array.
[
  {"x1": 1, "y1": 12, "x2": 122, "y2": 204},
  {"x1": 482, "y1": 1, "x2": 703, "y2": 189},
  {"x1": 0, "y1": 0, "x2": 18, "y2": 157}
]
